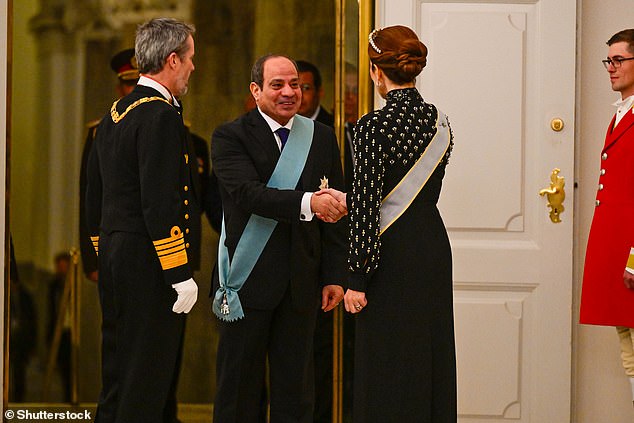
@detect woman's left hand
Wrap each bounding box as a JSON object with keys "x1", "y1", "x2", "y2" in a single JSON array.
[{"x1": 344, "y1": 289, "x2": 368, "y2": 314}]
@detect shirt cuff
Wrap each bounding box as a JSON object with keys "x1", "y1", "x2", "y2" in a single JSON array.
[{"x1": 300, "y1": 192, "x2": 314, "y2": 221}]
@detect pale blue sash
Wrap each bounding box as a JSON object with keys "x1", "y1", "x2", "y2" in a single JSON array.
[
  {"x1": 213, "y1": 115, "x2": 315, "y2": 321},
  {"x1": 380, "y1": 111, "x2": 451, "y2": 234}
]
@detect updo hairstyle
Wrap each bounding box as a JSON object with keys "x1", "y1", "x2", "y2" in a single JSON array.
[{"x1": 368, "y1": 25, "x2": 427, "y2": 84}]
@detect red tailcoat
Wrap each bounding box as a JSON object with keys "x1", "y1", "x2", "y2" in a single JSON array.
[{"x1": 580, "y1": 107, "x2": 634, "y2": 327}]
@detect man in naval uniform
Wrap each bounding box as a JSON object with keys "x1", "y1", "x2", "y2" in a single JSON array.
[
  {"x1": 81, "y1": 51, "x2": 215, "y2": 277},
  {"x1": 580, "y1": 28, "x2": 634, "y2": 405},
  {"x1": 85, "y1": 18, "x2": 198, "y2": 422}
]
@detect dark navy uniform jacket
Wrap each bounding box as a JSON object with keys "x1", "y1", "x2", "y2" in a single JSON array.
[{"x1": 85, "y1": 84, "x2": 194, "y2": 285}]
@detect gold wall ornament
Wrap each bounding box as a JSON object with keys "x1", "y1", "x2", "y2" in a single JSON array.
[{"x1": 539, "y1": 168, "x2": 566, "y2": 223}]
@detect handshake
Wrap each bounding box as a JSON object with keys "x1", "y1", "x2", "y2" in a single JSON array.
[{"x1": 310, "y1": 188, "x2": 348, "y2": 223}]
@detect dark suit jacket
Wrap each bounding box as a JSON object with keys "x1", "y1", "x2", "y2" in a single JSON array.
[
  {"x1": 315, "y1": 106, "x2": 334, "y2": 127},
  {"x1": 185, "y1": 130, "x2": 211, "y2": 270},
  {"x1": 315, "y1": 106, "x2": 355, "y2": 191},
  {"x1": 343, "y1": 122, "x2": 355, "y2": 191},
  {"x1": 205, "y1": 171, "x2": 223, "y2": 233},
  {"x1": 211, "y1": 109, "x2": 347, "y2": 311}
]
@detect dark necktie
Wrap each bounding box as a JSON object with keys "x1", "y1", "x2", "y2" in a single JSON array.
[{"x1": 276, "y1": 127, "x2": 290, "y2": 151}]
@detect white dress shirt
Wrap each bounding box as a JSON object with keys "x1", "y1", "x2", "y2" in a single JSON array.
[
  {"x1": 137, "y1": 75, "x2": 180, "y2": 107},
  {"x1": 613, "y1": 94, "x2": 634, "y2": 128}
]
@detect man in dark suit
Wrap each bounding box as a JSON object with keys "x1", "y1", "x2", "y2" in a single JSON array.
[
  {"x1": 85, "y1": 18, "x2": 198, "y2": 422},
  {"x1": 211, "y1": 54, "x2": 348, "y2": 423},
  {"x1": 297, "y1": 60, "x2": 334, "y2": 127}
]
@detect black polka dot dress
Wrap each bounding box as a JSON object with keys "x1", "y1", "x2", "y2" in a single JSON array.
[{"x1": 348, "y1": 87, "x2": 457, "y2": 423}]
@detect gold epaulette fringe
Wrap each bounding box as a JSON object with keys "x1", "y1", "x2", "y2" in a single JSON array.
[{"x1": 86, "y1": 118, "x2": 101, "y2": 128}]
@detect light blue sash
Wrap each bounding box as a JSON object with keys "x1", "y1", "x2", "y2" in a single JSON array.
[
  {"x1": 213, "y1": 115, "x2": 315, "y2": 321},
  {"x1": 380, "y1": 110, "x2": 451, "y2": 234}
]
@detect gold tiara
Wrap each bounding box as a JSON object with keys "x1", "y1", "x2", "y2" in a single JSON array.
[{"x1": 369, "y1": 28, "x2": 382, "y2": 54}]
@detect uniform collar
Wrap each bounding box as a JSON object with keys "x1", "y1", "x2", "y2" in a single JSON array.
[
  {"x1": 308, "y1": 105, "x2": 321, "y2": 121},
  {"x1": 612, "y1": 94, "x2": 634, "y2": 112},
  {"x1": 612, "y1": 95, "x2": 634, "y2": 128},
  {"x1": 138, "y1": 75, "x2": 180, "y2": 107}
]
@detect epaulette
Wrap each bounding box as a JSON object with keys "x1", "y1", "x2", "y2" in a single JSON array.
[
  {"x1": 86, "y1": 118, "x2": 101, "y2": 139},
  {"x1": 86, "y1": 118, "x2": 101, "y2": 129}
]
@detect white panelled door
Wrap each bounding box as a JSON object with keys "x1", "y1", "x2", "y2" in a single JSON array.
[{"x1": 379, "y1": 1, "x2": 576, "y2": 421}]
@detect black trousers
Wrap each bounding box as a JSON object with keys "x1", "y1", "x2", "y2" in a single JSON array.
[
  {"x1": 313, "y1": 310, "x2": 333, "y2": 423},
  {"x1": 95, "y1": 232, "x2": 186, "y2": 423},
  {"x1": 213, "y1": 287, "x2": 318, "y2": 423}
]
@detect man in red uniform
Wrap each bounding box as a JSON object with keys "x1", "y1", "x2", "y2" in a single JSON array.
[{"x1": 580, "y1": 28, "x2": 634, "y2": 404}]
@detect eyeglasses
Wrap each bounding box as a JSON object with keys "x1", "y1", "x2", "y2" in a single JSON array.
[{"x1": 602, "y1": 57, "x2": 634, "y2": 69}]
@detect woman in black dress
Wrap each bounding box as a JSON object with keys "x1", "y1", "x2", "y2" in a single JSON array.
[{"x1": 343, "y1": 25, "x2": 457, "y2": 422}]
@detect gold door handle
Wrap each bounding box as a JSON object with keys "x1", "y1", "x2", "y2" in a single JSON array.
[{"x1": 539, "y1": 168, "x2": 565, "y2": 223}]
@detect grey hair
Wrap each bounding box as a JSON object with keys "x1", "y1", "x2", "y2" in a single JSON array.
[{"x1": 135, "y1": 18, "x2": 195, "y2": 74}]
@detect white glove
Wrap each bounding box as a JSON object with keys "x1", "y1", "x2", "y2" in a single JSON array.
[{"x1": 172, "y1": 278, "x2": 198, "y2": 313}]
